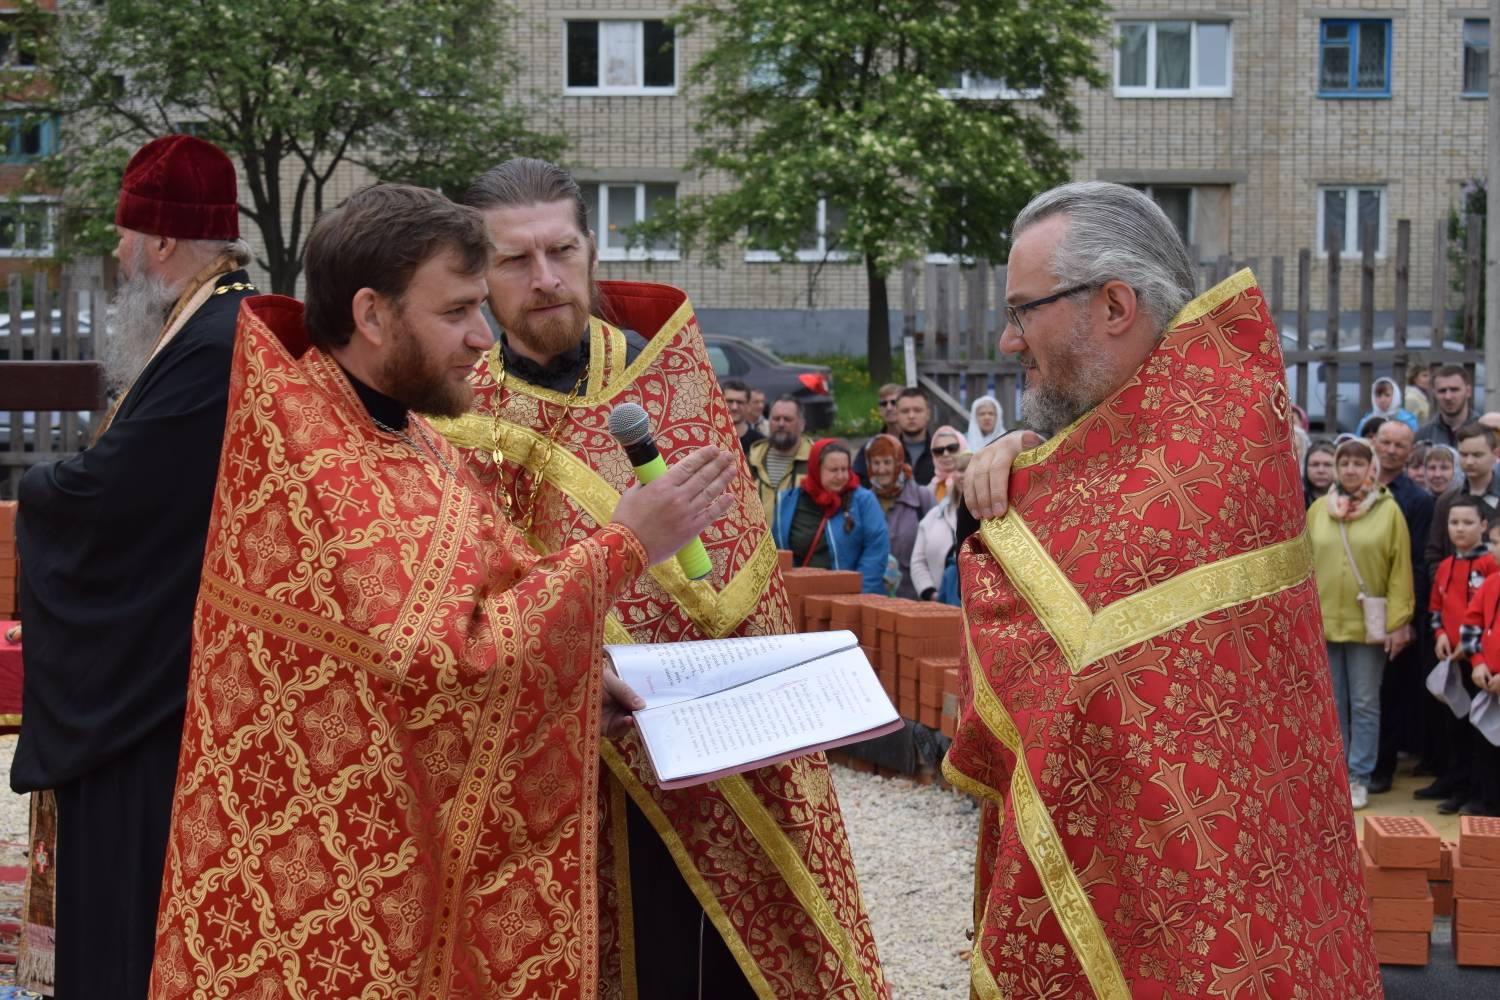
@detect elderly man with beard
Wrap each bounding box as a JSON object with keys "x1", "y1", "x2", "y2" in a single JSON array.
[
  {"x1": 434, "y1": 158, "x2": 888, "y2": 1000},
  {"x1": 944, "y1": 182, "x2": 1381, "y2": 996},
  {"x1": 8, "y1": 135, "x2": 255, "y2": 999}
]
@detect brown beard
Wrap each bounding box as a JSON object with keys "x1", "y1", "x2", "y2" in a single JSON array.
[
  {"x1": 378, "y1": 311, "x2": 473, "y2": 418},
  {"x1": 497, "y1": 280, "x2": 599, "y2": 361}
]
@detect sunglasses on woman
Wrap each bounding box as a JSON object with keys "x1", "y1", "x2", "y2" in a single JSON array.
[{"x1": 932, "y1": 443, "x2": 961, "y2": 456}]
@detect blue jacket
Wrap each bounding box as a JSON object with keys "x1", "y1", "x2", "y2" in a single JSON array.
[{"x1": 772, "y1": 485, "x2": 891, "y2": 594}]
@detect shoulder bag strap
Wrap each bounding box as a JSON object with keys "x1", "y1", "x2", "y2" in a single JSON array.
[{"x1": 1338, "y1": 522, "x2": 1369, "y2": 595}]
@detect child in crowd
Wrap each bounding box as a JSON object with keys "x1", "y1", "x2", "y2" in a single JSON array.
[
  {"x1": 1423, "y1": 495, "x2": 1498, "y2": 811},
  {"x1": 1456, "y1": 509, "x2": 1500, "y2": 816}
]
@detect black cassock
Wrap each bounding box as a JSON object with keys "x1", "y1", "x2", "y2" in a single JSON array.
[{"x1": 10, "y1": 271, "x2": 254, "y2": 1000}]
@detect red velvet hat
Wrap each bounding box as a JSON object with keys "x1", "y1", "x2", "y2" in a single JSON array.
[{"x1": 114, "y1": 135, "x2": 239, "y2": 239}]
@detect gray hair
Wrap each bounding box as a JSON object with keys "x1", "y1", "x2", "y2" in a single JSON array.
[
  {"x1": 1012, "y1": 181, "x2": 1195, "y2": 336},
  {"x1": 181, "y1": 237, "x2": 253, "y2": 269}
]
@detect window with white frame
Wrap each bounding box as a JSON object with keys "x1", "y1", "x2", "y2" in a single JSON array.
[
  {"x1": 1115, "y1": 21, "x2": 1232, "y2": 97},
  {"x1": 1130, "y1": 184, "x2": 1232, "y2": 260},
  {"x1": 744, "y1": 199, "x2": 849, "y2": 262},
  {"x1": 579, "y1": 182, "x2": 678, "y2": 260},
  {"x1": 0, "y1": 197, "x2": 57, "y2": 257},
  {"x1": 938, "y1": 71, "x2": 1039, "y2": 100},
  {"x1": 565, "y1": 20, "x2": 675, "y2": 93},
  {"x1": 1464, "y1": 19, "x2": 1489, "y2": 97},
  {"x1": 1317, "y1": 186, "x2": 1386, "y2": 257}
]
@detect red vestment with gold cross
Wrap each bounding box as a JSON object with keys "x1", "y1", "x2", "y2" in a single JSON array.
[
  {"x1": 947, "y1": 272, "x2": 1382, "y2": 999},
  {"x1": 149, "y1": 295, "x2": 650, "y2": 999},
  {"x1": 435, "y1": 280, "x2": 888, "y2": 1000}
]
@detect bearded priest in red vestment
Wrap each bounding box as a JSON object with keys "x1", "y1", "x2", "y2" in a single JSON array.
[
  {"x1": 947, "y1": 183, "x2": 1382, "y2": 999},
  {"x1": 432, "y1": 159, "x2": 888, "y2": 1000},
  {"x1": 148, "y1": 184, "x2": 737, "y2": 999}
]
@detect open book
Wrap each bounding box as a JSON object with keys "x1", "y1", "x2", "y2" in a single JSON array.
[{"x1": 606, "y1": 630, "x2": 902, "y2": 789}]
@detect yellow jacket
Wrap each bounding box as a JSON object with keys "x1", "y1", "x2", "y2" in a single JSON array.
[
  {"x1": 1308, "y1": 489, "x2": 1415, "y2": 642},
  {"x1": 746, "y1": 434, "x2": 813, "y2": 528}
]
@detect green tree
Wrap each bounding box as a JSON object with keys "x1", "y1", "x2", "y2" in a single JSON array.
[
  {"x1": 16, "y1": 0, "x2": 561, "y2": 293},
  {"x1": 656, "y1": 0, "x2": 1109, "y2": 383}
]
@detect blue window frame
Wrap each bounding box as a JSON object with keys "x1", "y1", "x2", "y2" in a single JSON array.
[
  {"x1": 0, "y1": 114, "x2": 56, "y2": 162},
  {"x1": 1319, "y1": 19, "x2": 1391, "y2": 97}
]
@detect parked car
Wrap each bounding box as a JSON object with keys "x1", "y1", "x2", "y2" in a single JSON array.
[
  {"x1": 703, "y1": 334, "x2": 836, "y2": 431},
  {"x1": 0, "y1": 304, "x2": 96, "y2": 361},
  {"x1": 1280, "y1": 330, "x2": 1482, "y2": 433}
]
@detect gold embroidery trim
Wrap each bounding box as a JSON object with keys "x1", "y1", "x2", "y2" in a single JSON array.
[
  {"x1": 969, "y1": 906, "x2": 1009, "y2": 1000},
  {"x1": 438, "y1": 414, "x2": 775, "y2": 639},
  {"x1": 599, "y1": 742, "x2": 778, "y2": 1000},
  {"x1": 609, "y1": 773, "x2": 639, "y2": 1000},
  {"x1": 979, "y1": 514, "x2": 1312, "y2": 673},
  {"x1": 387, "y1": 467, "x2": 468, "y2": 680},
  {"x1": 963, "y1": 627, "x2": 1130, "y2": 1000},
  {"x1": 1013, "y1": 269, "x2": 1260, "y2": 472},
  {"x1": 717, "y1": 775, "x2": 880, "y2": 1000},
  {"x1": 940, "y1": 754, "x2": 1003, "y2": 805},
  {"x1": 481, "y1": 296, "x2": 697, "y2": 408},
  {"x1": 199, "y1": 573, "x2": 397, "y2": 683}
]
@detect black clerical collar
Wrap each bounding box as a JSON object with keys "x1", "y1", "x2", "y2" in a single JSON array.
[
  {"x1": 499, "y1": 329, "x2": 589, "y2": 393},
  {"x1": 341, "y1": 366, "x2": 409, "y2": 431}
]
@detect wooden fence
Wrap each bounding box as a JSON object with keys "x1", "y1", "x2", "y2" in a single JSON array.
[
  {"x1": 905, "y1": 216, "x2": 1486, "y2": 435},
  {"x1": 0, "y1": 273, "x2": 109, "y2": 499}
]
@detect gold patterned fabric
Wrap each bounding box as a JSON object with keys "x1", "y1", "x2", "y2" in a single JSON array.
[
  {"x1": 435, "y1": 280, "x2": 889, "y2": 999},
  {"x1": 149, "y1": 295, "x2": 649, "y2": 999},
  {"x1": 948, "y1": 272, "x2": 1383, "y2": 998}
]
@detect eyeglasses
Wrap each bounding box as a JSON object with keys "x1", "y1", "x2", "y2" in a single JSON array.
[
  {"x1": 1005, "y1": 283, "x2": 1097, "y2": 339},
  {"x1": 879, "y1": 398, "x2": 900, "y2": 408},
  {"x1": 932, "y1": 444, "x2": 961, "y2": 457}
]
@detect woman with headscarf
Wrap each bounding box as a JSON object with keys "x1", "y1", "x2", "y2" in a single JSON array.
[
  {"x1": 861, "y1": 433, "x2": 935, "y2": 598},
  {"x1": 965, "y1": 395, "x2": 1004, "y2": 450},
  {"x1": 925, "y1": 425, "x2": 968, "y2": 504},
  {"x1": 771, "y1": 438, "x2": 890, "y2": 594},
  {"x1": 1303, "y1": 439, "x2": 1336, "y2": 509},
  {"x1": 1359, "y1": 376, "x2": 1419, "y2": 433},
  {"x1": 1424, "y1": 445, "x2": 1459, "y2": 496},
  {"x1": 912, "y1": 452, "x2": 968, "y2": 601},
  {"x1": 1308, "y1": 437, "x2": 1414, "y2": 811}
]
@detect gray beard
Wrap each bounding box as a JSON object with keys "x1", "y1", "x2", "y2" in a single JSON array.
[
  {"x1": 1018, "y1": 318, "x2": 1118, "y2": 438},
  {"x1": 102, "y1": 267, "x2": 179, "y2": 395}
]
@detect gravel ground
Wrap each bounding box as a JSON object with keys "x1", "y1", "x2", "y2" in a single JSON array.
[
  {"x1": 832, "y1": 763, "x2": 979, "y2": 998},
  {"x1": 0, "y1": 741, "x2": 980, "y2": 997},
  {"x1": 0, "y1": 735, "x2": 26, "y2": 868}
]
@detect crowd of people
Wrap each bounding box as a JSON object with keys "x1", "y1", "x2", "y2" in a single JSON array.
[
  {"x1": 1299, "y1": 363, "x2": 1500, "y2": 815},
  {"x1": 11, "y1": 136, "x2": 1395, "y2": 997},
  {"x1": 743, "y1": 378, "x2": 999, "y2": 603}
]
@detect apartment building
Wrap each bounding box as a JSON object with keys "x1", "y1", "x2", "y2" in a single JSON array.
[
  {"x1": 17, "y1": 2, "x2": 1494, "y2": 353},
  {"x1": 0, "y1": 0, "x2": 58, "y2": 285},
  {"x1": 508, "y1": 0, "x2": 1490, "y2": 351}
]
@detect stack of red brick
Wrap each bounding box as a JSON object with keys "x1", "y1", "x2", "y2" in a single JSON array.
[
  {"x1": 0, "y1": 501, "x2": 16, "y2": 618},
  {"x1": 1363, "y1": 815, "x2": 1438, "y2": 966},
  {"x1": 776, "y1": 554, "x2": 967, "y2": 733},
  {"x1": 1454, "y1": 815, "x2": 1500, "y2": 966}
]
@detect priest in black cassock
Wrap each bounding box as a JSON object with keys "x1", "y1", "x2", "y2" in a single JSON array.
[{"x1": 9, "y1": 135, "x2": 256, "y2": 999}]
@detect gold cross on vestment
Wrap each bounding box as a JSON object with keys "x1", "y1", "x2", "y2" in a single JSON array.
[
  {"x1": 1119, "y1": 447, "x2": 1223, "y2": 533},
  {"x1": 1137, "y1": 760, "x2": 1240, "y2": 875}
]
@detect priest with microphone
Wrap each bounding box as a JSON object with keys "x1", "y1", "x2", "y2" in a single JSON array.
[{"x1": 434, "y1": 158, "x2": 888, "y2": 999}]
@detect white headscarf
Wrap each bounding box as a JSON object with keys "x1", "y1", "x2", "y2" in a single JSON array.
[{"x1": 965, "y1": 395, "x2": 1004, "y2": 450}]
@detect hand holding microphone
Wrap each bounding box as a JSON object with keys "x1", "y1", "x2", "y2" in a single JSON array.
[{"x1": 607, "y1": 403, "x2": 735, "y2": 576}]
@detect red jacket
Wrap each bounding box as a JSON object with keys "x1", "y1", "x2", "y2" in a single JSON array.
[
  {"x1": 1464, "y1": 570, "x2": 1500, "y2": 671},
  {"x1": 1430, "y1": 549, "x2": 1499, "y2": 647}
]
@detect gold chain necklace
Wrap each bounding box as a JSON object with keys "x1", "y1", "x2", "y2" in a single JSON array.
[{"x1": 490, "y1": 341, "x2": 588, "y2": 534}]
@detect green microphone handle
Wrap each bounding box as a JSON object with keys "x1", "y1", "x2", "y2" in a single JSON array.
[{"x1": 627, "y1": 452, "x2": 714, "y2": 580}]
